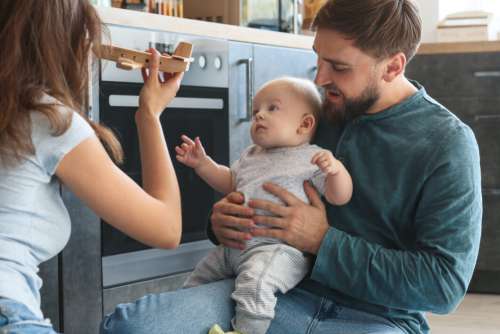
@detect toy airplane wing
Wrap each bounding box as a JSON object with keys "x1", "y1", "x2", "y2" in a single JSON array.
[{"x1": 99, "y1": 42, "x2": 194, "y2": 73}]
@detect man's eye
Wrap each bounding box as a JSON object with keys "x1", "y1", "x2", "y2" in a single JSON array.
[
  {"x1": 269, "y1": 104, "x2": 278, "y2": 111},
  {"x1": 333, "y1": 65, "x2": 348, "y2": 72}
]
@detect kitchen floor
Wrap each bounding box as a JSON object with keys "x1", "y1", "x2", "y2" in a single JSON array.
[{"x1": 427, "y1": 293, "x2": 500, "y2": 333}]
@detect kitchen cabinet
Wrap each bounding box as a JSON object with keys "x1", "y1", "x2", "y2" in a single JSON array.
[
  {"x1": 229, "y1": 42, "x2": 317, "y2": 162},
  {"x1": 39, "y1": 189, "x2": 102, "y2": 334},
  {"x1": 253, "y1": 44, "x2": 317, "y2": 88},
  {"x1": 229, "y1": 42, "x2": 254, "y2": 164},
  {"x1": 60, "y1": 188, "x2": 103, "y2": 334},
  {"x1": 406, "y1": 52, "x2": 500, "y2": 294},
  {"x1": 39, "y1": 257, "x2": 60, "y2": 331}
]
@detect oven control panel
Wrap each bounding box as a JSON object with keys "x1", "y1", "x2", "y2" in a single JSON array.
[{"x1": 100, "y1": 25, "x2": 228, "y2": 88}]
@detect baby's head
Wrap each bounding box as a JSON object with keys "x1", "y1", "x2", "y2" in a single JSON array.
[{"x1": 250, "y1": 77, "x2": 322, "y2": 149}]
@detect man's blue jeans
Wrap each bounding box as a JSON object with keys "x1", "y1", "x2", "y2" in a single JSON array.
[
  {"x1": 0, "y1": 298, "x2": 57, "y2": 334},
  {"x1": 101, "y1": 279, "x2": 405, "y2": 334}
]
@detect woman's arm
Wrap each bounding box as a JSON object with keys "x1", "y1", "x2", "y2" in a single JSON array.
[{"x1": 56, "y1": 49, "x2": 183, "y2": 249}]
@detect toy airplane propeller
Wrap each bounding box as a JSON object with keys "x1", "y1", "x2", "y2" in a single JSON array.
[{"x1": 99, "y1": 42, "x2": 194, "y2": 73}]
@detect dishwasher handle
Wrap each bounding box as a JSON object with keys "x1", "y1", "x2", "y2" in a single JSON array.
[{"x1": 238, "y1": 58, "x2": 254, "y2": 122}]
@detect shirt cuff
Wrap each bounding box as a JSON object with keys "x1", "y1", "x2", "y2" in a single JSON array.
[{"x1": 311, "y1": 226, "x2": 344, "y2": 284}]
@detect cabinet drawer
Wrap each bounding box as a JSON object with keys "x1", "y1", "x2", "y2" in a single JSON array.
[
  {"x1": 472, "y1": 115, "x2": 500, "y2": 190},
  {"x1": 438, "y1": 97, "x2": 500, "y2": 123},
  {"x1": 468, "y1": 191, "x2": 500, "y2": 293},
  {"x1": 475, "y1": 191, "x2": 500, "y2": 271},
  {"x1": 407, "y1": 53, "x2": 500, "y2": 97}
]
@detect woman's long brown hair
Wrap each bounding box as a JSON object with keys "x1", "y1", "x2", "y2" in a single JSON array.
[{"x1": 0, "y1": 0, "x2": 123, "y2": 166}]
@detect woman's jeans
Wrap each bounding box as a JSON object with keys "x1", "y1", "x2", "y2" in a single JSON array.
[
  {"x1": 0, "y1": 298, "x2": 57, "y2": 334},
  {"x1": 101, "y1": 279, "x2": 406, "y2": 334}
]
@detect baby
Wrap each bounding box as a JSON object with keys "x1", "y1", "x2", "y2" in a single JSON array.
[{"x1": 175, "y1": 77, "x2": 353, "y2": 334}]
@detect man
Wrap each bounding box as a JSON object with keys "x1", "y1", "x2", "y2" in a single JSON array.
[{"x1": 101, "y1": 1, "x2": 482, "y2": 333}]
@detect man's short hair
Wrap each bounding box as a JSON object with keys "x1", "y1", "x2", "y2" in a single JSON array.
[{"x1": 311, "y1": 0, "x2": 422, "y2": 62}]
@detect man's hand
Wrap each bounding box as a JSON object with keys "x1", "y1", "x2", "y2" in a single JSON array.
[
  {"x1": 248, "y1": 181, "x2": 330, "y2": 254},
  {"x1": 210, "y1": 192, "x2": 256, "y2": 250}
]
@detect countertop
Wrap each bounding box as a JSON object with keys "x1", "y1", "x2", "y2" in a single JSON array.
[{"x1": 97, "y1": 7, "x2": 500, "y2": 55}]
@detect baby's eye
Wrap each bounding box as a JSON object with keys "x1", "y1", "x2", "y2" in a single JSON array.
[{"x1": 268, "y1": 104, "x2": 278, "y2": 112}]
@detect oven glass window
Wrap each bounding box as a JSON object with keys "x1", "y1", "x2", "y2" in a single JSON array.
[{"x1": 99, "y1": 82, "x2": 228, "y2": 256}]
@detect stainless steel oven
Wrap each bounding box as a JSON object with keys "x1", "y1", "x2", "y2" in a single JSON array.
[{"x1": 96, "y1": 25, "x2": 228, "y2": 287}]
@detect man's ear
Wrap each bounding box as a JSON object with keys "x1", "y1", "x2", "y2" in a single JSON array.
[
  {"x1": 382, "y1": 52, "x2": 406, "y2": 82},
  {"x1": 298, "y1": 114, "x2": 316, "y2": 135}
]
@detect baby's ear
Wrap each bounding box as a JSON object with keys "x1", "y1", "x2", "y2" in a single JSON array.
[{"x1": 298, "y1": 114, "x2": 316, "y2": 135}]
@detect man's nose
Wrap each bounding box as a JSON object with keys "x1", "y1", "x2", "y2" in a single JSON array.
[{"x1": 314, "y1": 63, "x2": 331, "y2": 87}]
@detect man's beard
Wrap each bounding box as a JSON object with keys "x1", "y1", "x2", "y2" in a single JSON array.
[{"x1": 322, "y1": 81, "x2": 380, "y2": 125}]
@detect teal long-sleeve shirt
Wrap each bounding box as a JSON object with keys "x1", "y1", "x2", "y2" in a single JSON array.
[
  {"x1": 309, "y1": 82, "x2": 482, "y2": 333},
  {"x1": 207, "y1": 82, "x2": 482, "y2": 334}
]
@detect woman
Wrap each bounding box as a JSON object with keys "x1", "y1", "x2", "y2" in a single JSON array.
[{"x1": 0, "y1": 1, "x2": 183, "y2": 332}]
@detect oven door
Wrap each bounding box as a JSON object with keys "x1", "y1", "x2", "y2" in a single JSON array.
[{"x1": 99, "y1": 81, "x2": 228, "y2": 287}]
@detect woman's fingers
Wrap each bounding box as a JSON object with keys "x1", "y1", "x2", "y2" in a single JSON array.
[
  {"x1": 141, "y1": 67, "x2": 148, "y2": 82},
  {"x1": 147, "y1": 48, "x2": 160, "y2": 81}
]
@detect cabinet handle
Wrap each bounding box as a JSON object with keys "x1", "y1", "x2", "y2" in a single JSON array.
[
  {"x1": 483, "y1": 189, "x2": 500, "y2": 196},
  {"x1": 474, "y1": 115, "x2": 500, "y2": 121},
  {"x1": 473, "y1": 71, "x2": 500, "y2": 78},
  {"x1": 238, "y1": 58, "x2": 254, "y2": 122}
]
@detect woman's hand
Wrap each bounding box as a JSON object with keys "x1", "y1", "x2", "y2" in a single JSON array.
[
  {"x1": 175, "y1": 135, "x2": 208, "y2": 169},
  {"x1": 138, "y1": 48, "x2": 184, "y2": 120}
]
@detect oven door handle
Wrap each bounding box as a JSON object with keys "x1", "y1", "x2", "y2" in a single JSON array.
[{"x1": 238, "y1": 57, "x2": 254, "y2": 122}]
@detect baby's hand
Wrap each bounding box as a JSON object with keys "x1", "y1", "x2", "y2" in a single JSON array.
[
  {"x1": 311, "y1": 150, "x2": 341, "y2": 176},
  {"x1": 175, "y1": 135, "x2": 208, "y2": 169}
]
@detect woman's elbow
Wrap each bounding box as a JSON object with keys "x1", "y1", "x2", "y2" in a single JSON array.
[{"x1": 153, "y1": 207, "x2": 182, "y2": 249}]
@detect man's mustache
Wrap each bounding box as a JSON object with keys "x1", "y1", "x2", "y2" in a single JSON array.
[{"x1": 322, "y1": 84, "x2": 342, "y2": 96}]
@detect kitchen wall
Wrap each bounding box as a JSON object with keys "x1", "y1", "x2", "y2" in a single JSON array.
[{"x1": 415, "y1": 0, "x2": 500, "y2": 42}]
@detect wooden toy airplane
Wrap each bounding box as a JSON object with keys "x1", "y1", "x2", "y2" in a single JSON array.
[{"x1": 99, "y1": 42, "x2": 194, "y2": 73}]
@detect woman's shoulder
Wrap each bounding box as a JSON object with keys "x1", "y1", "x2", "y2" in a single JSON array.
[
  {"x1": 30, "y1": 94, "x2": 95, "y2": 175},
  {"x1": 30, "y1": 94, "x2": 93, "y2": 139}
]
